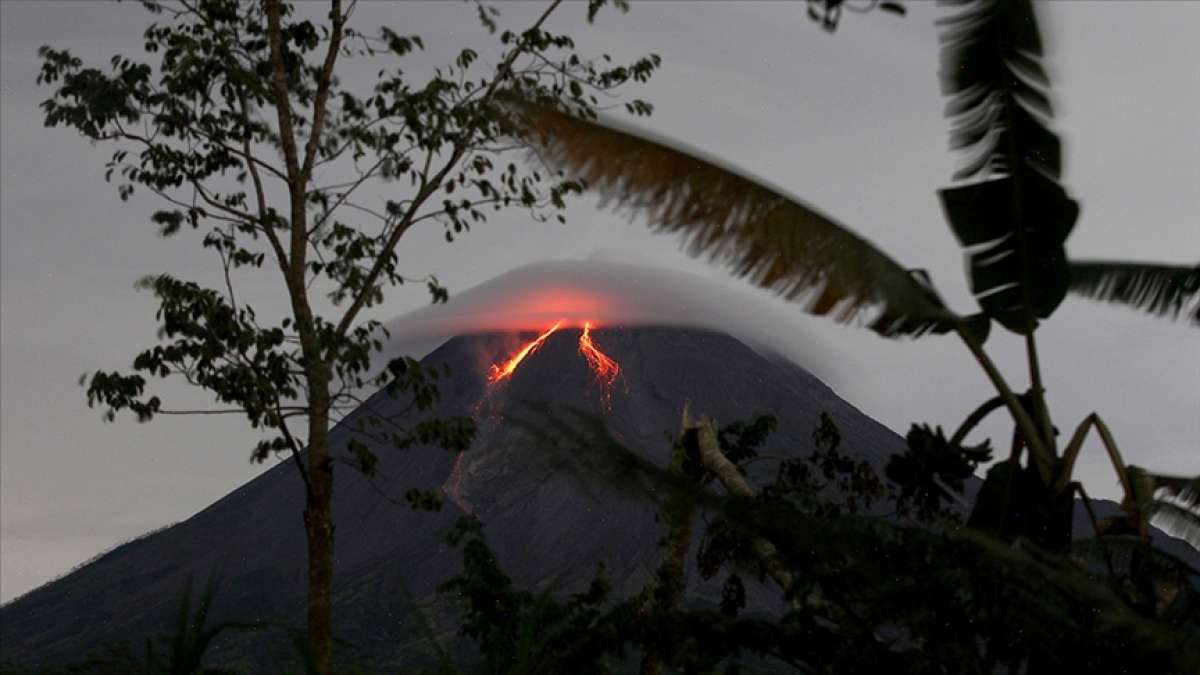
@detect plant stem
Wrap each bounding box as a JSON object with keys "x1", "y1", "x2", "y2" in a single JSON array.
[
  {"x1": 1073, "y1": 482, "x2": 1118, "y2": 580},
  {"x1": 955, "y1": 325, "x2": 1054, "y2": 484},
  {"x1": 1000, "y1": 76, "x2": 1057, "y2": 463},
  {"x1": 1024, "y1": 329, "x2": 1055, "y2": 454},
  {"x1": 950, "y1": 395, "x2": 1004, "y2": 446}
]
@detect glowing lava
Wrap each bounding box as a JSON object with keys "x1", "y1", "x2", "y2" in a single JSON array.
[
  {"x1": 456, "y1": 320, "x2": 622, "y2": 506},
  {"x1": 578, "y1": 322, "x2": 620, "y2": 409},
  {"x1": 487, "y1": 321, "x2": 562, "y2": 384},
  {"x1": 484, "y1": 319, "x2": 621, "y2": 409}
]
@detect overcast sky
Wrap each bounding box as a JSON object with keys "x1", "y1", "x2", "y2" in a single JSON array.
[{"x1": 2, "y1": 1, "x2": 1197, "y2": 603}]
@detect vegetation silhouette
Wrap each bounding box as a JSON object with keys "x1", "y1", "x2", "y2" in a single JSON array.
[
  {"x1": 3, "y1": 405, "x2": 1196, "y2": 673},
  {"x1": 505, "y1": 0, "x2": 1199, "y2": 559},
  {"x1": 34, "y1": 0, "x2": 659, "y2": 670},
  {"x1": 482, "y1": 405, "x2": 1199, "y2": 673}
]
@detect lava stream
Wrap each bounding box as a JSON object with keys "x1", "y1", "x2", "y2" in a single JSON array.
[
  {"x1": 487, "y1": 321, "x2": 562, "y2": 384},
  {"x1": 579, "y1": 322, "x2": 620, "y2": 408}
]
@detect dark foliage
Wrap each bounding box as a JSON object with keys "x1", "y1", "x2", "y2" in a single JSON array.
[
  {"x1": 438, "y1": 516, "x2": 615, "y2": 674},
  {"x1": 433, "y1": 410, "x2": 1200, "y2": 674},
  {"x1": 887, "y1": 423, "x2": 992, "y2": 522},
  {"x1": 6, "y1": 409, "x2": 1197, "y2": 674}
]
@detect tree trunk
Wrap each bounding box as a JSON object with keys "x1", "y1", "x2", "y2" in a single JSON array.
[
  {"x1": 261, "y1": 2, "x2": 344, "y2": 671},
  {"x1": 693, "y1": 418, "x2": 795, "y2": 592},
  {"x1": 303, "y1": 501, "x2": 334, "y2": 673},
  {"x1": 304, "y1": 399, "x2": 334, "y2": 674},
  {"x1": 639, "y1": 409, "x2": 701, "y2": 675}
]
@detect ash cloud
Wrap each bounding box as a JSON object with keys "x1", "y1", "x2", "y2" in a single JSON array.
[{"x1": 381, "y1": 259, "x2": 842, "y2": 385}]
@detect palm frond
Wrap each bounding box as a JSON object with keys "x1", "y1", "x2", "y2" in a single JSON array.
[
  {"x1": 506, "y1": 101, "x2": 962, "y2": 338},
  {"x1": 1068, "y1": 261, "x2": 1200, "y2": 325},
  {"x1": 936, "y1": 0, "x2": 1079, "y2": 333}
]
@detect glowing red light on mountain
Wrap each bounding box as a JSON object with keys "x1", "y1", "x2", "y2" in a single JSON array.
[
  {"x1": 487, "y1": 321, "x2": 562, "y2": 384},
  {"x1": 484, "y1": 319, "x2": 621, "y2": 408},
  {"x1": 461, "y1": 320, "x2": 622, "y2": 503},
  {"x1": 578, "y1": 322, "x2": 620, "y2": 408}
]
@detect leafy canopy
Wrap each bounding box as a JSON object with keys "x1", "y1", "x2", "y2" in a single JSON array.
[{"x1": 38, "y1": 0, "x2": 662, "y2": 470}]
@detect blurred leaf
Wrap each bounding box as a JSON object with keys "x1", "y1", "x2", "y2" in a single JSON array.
[
  {"x1": 1067, "y1": 260, "x2": 1200, "y2": 325},
  {"x1": 1145, "y1": 479, "x2": 1200, "y2": 550},
  {"x1": 940, "y1": 169, "x2": 1078, "y2": 333},
  {"x1": 937, "y1": 0, "x2": 1078, "y2": 334},
  {"x1": 507, "y1": 99, "x2": 965, "y2": 338}
]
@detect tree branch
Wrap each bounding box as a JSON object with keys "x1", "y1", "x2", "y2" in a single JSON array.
[
  {"x1": 328, "y1": 0, "x2": 565, "y2": 353},
  {"x1": 275, "y1": 403, "x2": 314, "y2": 500},
  {"x1": 300, "y1": 0, "x2": 345, "y2": 183},
  {"x1": 309, "y1": 157, "x2": 384, "y2": 235},
  {"x1": 690, "y1": 416, "x2": 796, "y2": 593},
  {"x1": 265, "y1": 0, "x2": 302, "y2": 186},
  {"x1": 236, "y1": 89, "x2": 291, "y2": 273}
]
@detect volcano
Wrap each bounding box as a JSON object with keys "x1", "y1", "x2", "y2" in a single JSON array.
[
  {"x1": 1, "y1": 326, "x2": 1191, "y2": 669},
  {"x1": 1, "y1": 326, "x2": 905, "y2": 668}
]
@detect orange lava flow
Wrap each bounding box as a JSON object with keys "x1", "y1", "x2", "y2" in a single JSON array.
[
  {"x1": 578, "y1": 322, "x2": 620, "y2": 408},
  {"x1": 487, "y1": 321, "x2": 562, "y2": 384}
]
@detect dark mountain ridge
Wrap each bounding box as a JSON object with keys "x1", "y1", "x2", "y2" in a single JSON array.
[{"x1": 1, "y1": 326, "x2": 1192, "y2": 670}]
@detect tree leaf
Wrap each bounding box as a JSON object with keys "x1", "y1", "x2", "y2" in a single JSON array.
[
  {"x1": 1067, "y1": 260, "x2": 1200, "y2": 325},
  {"x1": 1146, "y1": 500, "x2": 1200, "y2": 550},
  {"x1": 939, "y1": 168, "x2": 1078, "y2": 332},
  {"x1": 1139, "y1": 471, "x2": 1200, "y2": 548},
  {"x1": 937, "y1": 0, "x2": 1078, "y2": 334},
  {"x1": 506, "y1": 99, "x2": 963, "y2": 338},
  {"x1": 347, "y1": 438, "x2": 377, "y2": 477}
]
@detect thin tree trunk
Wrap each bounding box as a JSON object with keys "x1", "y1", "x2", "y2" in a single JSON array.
[
  {"x1": 302, "y1": 503, "x2": 334, "y2": 672},
  {"x1": 639, "y1": 407, "x2": 700, "y2": 675},
  {"x1": 304, "y1": 394, "x2": 334, "y2": 673},
  {"x1": 262, "y1": 2, "x2": 339, "y2": 669},
  {"x1": 693, "y1": 418, "x2": 795, "y2": 592}
]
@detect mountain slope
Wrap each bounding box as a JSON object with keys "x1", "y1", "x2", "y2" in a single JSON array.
[
  {"x1": 0, "y1": 327, "x2": 907, "y2": 669},
  {"x1": 2, "y1": 326, "x2": 1192, "y2": 669}
]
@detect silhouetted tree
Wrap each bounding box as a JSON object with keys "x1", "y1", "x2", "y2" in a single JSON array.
[{"x1": 35, "y1": 0, "x2": 659, "y2": 670}]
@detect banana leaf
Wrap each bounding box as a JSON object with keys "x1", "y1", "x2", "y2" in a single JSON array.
[
  {"x1": 503, "y1": 97, "x2": 969, "y2": 339},
  {"x1": 937, "y1": 0, "x2": 1079, "y2": 334}
]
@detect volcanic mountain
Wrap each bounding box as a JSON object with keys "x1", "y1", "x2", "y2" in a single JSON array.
[
  {"x1": 2, "y1": 325, "x2": 1193, "y2": 670},
  {"x1": 0, "y1": 324, "x2": 911, "y2": 668}
]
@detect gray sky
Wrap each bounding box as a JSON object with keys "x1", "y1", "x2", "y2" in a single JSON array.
[{"x1": 2, "y1": 1, "x2": 1197, "y2": 603}]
